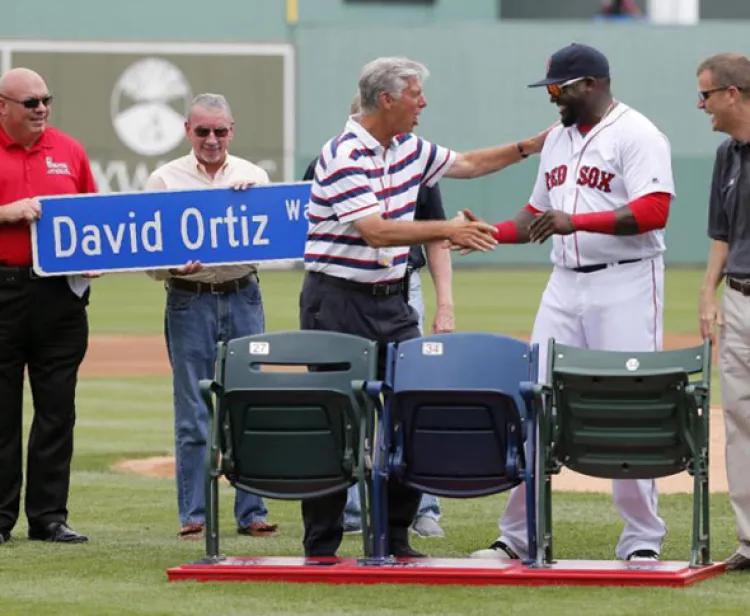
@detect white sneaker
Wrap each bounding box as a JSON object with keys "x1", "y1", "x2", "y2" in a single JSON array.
[
  {"x1": 626, "y1": 549, "x2": 659, "y2": 562},
  {"x1": 470, "y1": 540, "x2": 520, "y2": 560},
  {"x1": 342, "y1": 521, "x2": 362, "y2": 535},
  {"x1": 411, "y1": 515, "x2": 445, "y2": 538}
]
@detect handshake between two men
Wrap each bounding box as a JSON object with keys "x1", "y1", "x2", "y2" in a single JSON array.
[{"x1": 445, "y1": 208, "x2": 573, "y2": 255}]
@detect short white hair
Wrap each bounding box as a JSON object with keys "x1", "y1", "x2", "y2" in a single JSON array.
[
  {"x1": 358, "y1": 57, "x2": 429, "y2": 115},
  {"x1": 188, "y1": 93, "x2": 233, "y2": 121}
]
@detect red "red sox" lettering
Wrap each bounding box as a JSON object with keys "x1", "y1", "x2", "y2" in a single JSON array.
[
  {"x1": 545, "y1": 165, "x2": 567, "y2": 190},
  {"x1": 545, "y1": 164, "x2": 616, "y2": 193},
  {"x1": 577, "y1": 166, "x2": 615, "y2": 193}
]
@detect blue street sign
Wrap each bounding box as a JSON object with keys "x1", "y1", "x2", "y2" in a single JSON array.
[{"x1": 32, "y1": 182, "x2": 312, "y2": 275}]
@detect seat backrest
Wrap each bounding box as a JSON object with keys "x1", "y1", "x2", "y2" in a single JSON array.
[
  {"x1": 548, "y1": 340, "x2": 710, "y2": 480},
  {"x1": 216, "y1": 330, "x2": 378, "y2": 499},
  {"x1": 387, "y1": 332, "x2": 537, "y2": 497},
  {"x1": 549, "y1": 341, "x2": 709, "y2": 378}
]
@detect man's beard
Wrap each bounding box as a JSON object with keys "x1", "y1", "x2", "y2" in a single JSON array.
[{"x1": 560, "y1": 103, "x2": 579, "y2": 127}]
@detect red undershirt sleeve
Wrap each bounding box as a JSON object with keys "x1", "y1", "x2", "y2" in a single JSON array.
[
  {"x1": 570, "y1": 192, "x2": 671, "y2": 235},
  {"x1": 627, "y1": 192, "x2": 671, "y2": 232}
]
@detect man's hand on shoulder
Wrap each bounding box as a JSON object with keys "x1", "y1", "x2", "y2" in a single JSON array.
[
  {"x1": 0, "y1": 198, "x2": 42, "y2": 225},
  {"x1": 520, "y1": 121, "x2": 561, "y2": 157}
]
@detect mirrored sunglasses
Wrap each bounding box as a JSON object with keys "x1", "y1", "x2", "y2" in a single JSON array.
[{"x1": 546, "y1": 77, "x2": 588, "y2": 98}]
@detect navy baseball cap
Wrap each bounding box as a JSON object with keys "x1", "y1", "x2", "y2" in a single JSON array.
[{"x1": 528, "y1": 43, "x2": 610, "y2": 87}]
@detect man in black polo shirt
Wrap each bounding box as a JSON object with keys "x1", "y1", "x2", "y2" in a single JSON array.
[{"x1": 697, "y1": 52, "x2": 750, "y2": 572}]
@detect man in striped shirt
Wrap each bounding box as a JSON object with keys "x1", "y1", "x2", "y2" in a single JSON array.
[{"x1": 298, "y1": 56, "x2": 550, "y2": 559}]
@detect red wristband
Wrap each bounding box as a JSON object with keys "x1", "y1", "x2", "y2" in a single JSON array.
[
  {"x1": 492, "y1": 220, "x2": 519, "y2": 243},
  {"x1": 571, "y1": 211, "x2": 617, "y2": 234}
]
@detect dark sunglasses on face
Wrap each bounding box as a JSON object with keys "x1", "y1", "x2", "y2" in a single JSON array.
[
  {"x1": 193, "y1": 126, "x2": 230, "y2": 138},
  {"x1": 698, "y1": 87, "x2": 737, "y2": 102},
  {"x1": 0, "y1": 94, "x2": 53, "y2": 109}
]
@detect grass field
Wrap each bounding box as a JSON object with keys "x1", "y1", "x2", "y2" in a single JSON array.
[
  {"x1": 85, "y1": 266, "x2": 710, "y2": 336},
  {"x1": 3, "y1": 267, "x2": 746, "y2": 616}
]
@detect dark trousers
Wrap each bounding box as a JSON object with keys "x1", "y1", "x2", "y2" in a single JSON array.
[
  {"x1": 298, "y1": 271, "x2": 422, "y2": 557},
  {"x1": 0, "y1": 274, "x2": 89, "y2": 532}
]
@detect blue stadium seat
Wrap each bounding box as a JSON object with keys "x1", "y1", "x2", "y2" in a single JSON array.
[{"x1": 366, "y1": 332, "x2": 541, "y2": 564}]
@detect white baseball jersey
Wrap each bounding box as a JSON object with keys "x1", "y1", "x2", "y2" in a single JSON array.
[
  {"x1": 529, "y1": 102, "x2": 675, "y2": 269},
  {"x1": 493, "y1": 105, "x2": 674, "y2": 561}
]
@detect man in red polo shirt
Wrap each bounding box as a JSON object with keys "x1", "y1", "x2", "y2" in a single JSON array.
[{"x1": 0, "y1": 67, "x2": 96, "y2": 545}]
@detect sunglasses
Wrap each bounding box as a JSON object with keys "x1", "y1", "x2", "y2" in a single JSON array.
[
  {"x1": 546, "y1": 77, "x2": 589, "y2": 98},
  {"x1": 697, "y1": 86, "x2": 745, "y2": 102},
  {"x1": 193, "y1": 126, "x2": 230, "y2": 138},
  {"x1": 0, "y1": 94, "x2": 53, "y2": 109}
]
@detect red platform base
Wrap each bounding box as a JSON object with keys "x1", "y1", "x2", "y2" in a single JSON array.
[{"x1": 167, "y1": 557, "x2": 725, "y2": 587}]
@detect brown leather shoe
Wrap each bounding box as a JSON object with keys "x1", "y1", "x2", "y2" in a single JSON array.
[
  {"x1": 237, "y1": 521, "x2": 279, "y2": 537},
  {"x1": 177, "y1": 523, "x2": 205, "y2": 540},
  {"x1": 725, "y1": 552, "x2": 750, "y2": 571}
]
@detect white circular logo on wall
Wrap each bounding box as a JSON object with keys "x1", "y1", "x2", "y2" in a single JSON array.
[{"x1": 110, "y1": 58, "x2": 192, "y2": 157}]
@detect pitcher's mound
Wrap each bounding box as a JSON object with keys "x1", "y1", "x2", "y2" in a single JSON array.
[{"x1": 116, "y1": 456, "x2": 174, "y2": 479}]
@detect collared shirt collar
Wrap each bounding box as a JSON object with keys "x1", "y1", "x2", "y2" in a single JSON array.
[
  {"x1": 189, "y1": 148, "x2": 231, "y2": 176},
  {"x1": 0, "y1": 123, "x2": 51, "y2": 151},
  {"x1": 344, "y1": 115, "x2": 399, "y2": 154}
]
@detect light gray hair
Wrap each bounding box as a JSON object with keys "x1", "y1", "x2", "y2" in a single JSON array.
[
  {"x1": 350, "y1": 91, "x2": 361, "y2": 115},
  {"x1": 358, "y1": 57, "x2": 429, "y2": 115},
  {"x1": 188, "y1": 93, "x2": 233, "y2": 121}
]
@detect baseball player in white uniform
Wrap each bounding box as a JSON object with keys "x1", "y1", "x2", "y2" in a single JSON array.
[{"x1": 464, "y1": 43, "x2": 676, "y2": 562}]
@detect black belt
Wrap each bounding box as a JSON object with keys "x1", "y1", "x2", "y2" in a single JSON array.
[
  {"x1": 572, "y1": 258, "x2": 643, "y2": 274},
  {"x1": 727, "y1": 277, "x2": 750, "y2": 296},
  {"x1": 310, "y1": 271, "x2": 405, "y2": 297},
  {"x1": 168, "y1": 274, "x2": 255, "y2": 295},
  {"x1": 0, "y1": 266, "x2": 41, "y2": 285}
]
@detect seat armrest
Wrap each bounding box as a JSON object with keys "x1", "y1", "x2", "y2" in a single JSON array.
[{"x1": 199, "y1": 379, "x2": 221, "y2": 418}]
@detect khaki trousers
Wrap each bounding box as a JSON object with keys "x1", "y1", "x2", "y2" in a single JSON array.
[{"x1": 720, "y1": 285, "x2": 750, "y2": 558}]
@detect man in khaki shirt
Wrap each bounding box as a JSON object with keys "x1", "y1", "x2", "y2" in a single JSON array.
[{"x1": 145, "y1": 93, "x2": 278, "y2": 540}]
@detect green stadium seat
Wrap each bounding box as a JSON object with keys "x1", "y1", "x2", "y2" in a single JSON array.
[
  {"x1": 536, "y1": 338, "x2": 712, "y2": 568},
  {"x1": 199, "y1": 330, "x2": 378, "y2": 560}
]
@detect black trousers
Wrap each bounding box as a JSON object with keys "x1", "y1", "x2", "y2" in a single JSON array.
[
  {"x1": 298, "y1": 271, "x2": 422, "y2": 557},
  {"x1": 0, "y1": 274, "x2": 89, "y2": 532}
]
